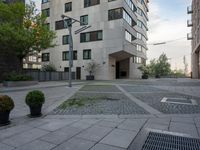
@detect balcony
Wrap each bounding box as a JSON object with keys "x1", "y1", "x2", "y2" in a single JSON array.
[
  {"x1": 187, "y1": 6, "x2": 193, "y2": 14},
  {"x1": 187, "y1": 33, "x2": 193, "y2": 40},
  {"x1": 187, "y1": 20, "x2": 193, "y2": 27}
]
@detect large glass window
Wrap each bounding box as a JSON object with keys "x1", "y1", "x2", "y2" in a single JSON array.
[
  {"x1": 80, "y1": 30, "x2": 103, "y2": 42},
  {"x1": 42, "y1": 53, "x2": 49, "y2": 62},
  {"x1": 83, "y1": 49, "x2": 91, "y2": 59},
  {"x1": 55, "y1": 19, "x2": 72, "y2": 30},
  {"x1": 125, "y1": 30, "x2": 134, "y2": 43},
  {"x1": 42, "y1": 0, "x2": 49, "y2": 4},
  {"x1": 125, "y1": 0, "x2": 136, "y2": 12},
  {"x1": 84, "y1": 0, "x2": 100, "y2": 8},
  {"x1": 80, "y1": 15, "x2": 88, "y2": 26},
  {"x1": 108, "y1": 8, "x2": 123, "y2": 20},
  {"x1": 62, "y1": 51, "x2": 77, "y2": 61},
  {"x1": 42, "y1": 8, "x2": 50, "y2": 17},
  {"x1": 63, "y1": 35, "x2": 69, "y2": 45},
  {"x1": 65, "y1": 2, "x2": 72, "y2": 12}
]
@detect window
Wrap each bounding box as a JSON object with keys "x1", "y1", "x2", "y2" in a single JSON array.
[
  {"x1": 80, "y1": 15, "x2": 88, "y2": 26},
  {"x1": 137, "y1": 20, "x2": 148, "y2": 31},
  {"x1": 63, "y1": 35, "x2": 69, "y2": 45},
  {"x1": 42, "y1": 53, "x2": 49, "y2": 62},
  {"x1": 65, "y1": 2, "x2": 72, "y2": 12},
  {"x1": 42, "y1": 0, "x2": 49, "y2": 4},
  {"x1": 80, "y1": 30, "x2": 103, "y2": 42},
  {"x1": 55, "y1": 19, "x2": 72, "y2": 30},
  {"x1": 133, "y1": 56, "x2": 142, "y2": 64},
  {"x1": 125, "y1": 30, "x2": 134, "y2": 42},
  {"x1": 84, "y1": 0, "x2": 100, "y2": 8},
  {"x1": 125, "y1": 0, "x2": 136, "y2": 12},
  {"x1": 42, "y1": 8, "x2": 50, "y2": 17},
  {"x1": 62, "y1": 51, "x2": 77, "y2": 61},
  {"x1": 108, "y1": 8, "x2": 123, "y2": 20},
  {"x1": 108, "y1": 0, "x2": 117, "y2": 2},
  {"x1": 83, "y1": 49, "x2": 91, "y2": 59}
]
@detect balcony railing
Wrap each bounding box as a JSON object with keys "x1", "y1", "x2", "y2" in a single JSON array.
[
  {"x1": 187, "y1": 33, "x2": 193, "y2": 40},
  {"x1": 187, "y1": 20, "x2": 193, "y2": 27},
  {"x1": 187, "y1": 6, "x2": 193, "y2": 14}
]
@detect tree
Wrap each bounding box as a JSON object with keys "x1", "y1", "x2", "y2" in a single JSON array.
[
  {"x1": 0, "y1": 1, "x2": 56, "y2": 70},
  {"x1": 147, "y1": 53, "x2": 171, "y2": 77},
  {"x1": 85, "y1": 60, "x2": 100, "y2": 76}
]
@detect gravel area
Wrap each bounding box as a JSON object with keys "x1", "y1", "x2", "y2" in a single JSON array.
[
  {"x1": 132, "y1": 92, "x2": 200, "y2": 114},
  {"x1": 50, "y1": 92, "x2": 149, "y2": 115}
]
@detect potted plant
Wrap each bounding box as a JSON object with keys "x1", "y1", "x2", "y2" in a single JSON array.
[
  {"x1": 25, "y1": 90, "x2": 45, "y2": 117},
  {"x1": 0, "y1": 95, "x2": 14, "y2": 126},
  {"x1": 138, "y1": 65, "x2": 149, "y2": 79},
  {"x1": 85, "y1": 60, "x2": 100, "y2": 80}
]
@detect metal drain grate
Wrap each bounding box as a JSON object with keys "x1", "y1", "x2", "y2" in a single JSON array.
[{"x1": 142, "y1": 132, "x2": 200, "y2": 150}]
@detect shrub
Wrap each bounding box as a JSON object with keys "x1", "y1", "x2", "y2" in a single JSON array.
[
  {"x1": 25, "y1": 90, "x2": 45, "y2": 106},
  {"x1": 4, "y1": 72, "x2": 33, "y2": 81},
  {"x1": 0, "y1": 95, "x2": 14, "y2": 112},
  {"x1": 42, "y1": 64, "x2": 56, "y2": 72}
]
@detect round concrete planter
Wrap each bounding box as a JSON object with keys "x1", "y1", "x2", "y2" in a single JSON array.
[
  {"x1": 3, "y1": 81, "x2": 38, "y2": 87},
  {"x1": 86, "y1": 75, "x2": 94, "y2": 80},
  {"x1": 0, "y1": 111, "x2": 11, "y2": 126}
]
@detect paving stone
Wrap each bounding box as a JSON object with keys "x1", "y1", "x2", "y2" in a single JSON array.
[
  {"x1": 97, "y1": 120, "x2": 120, "y2": 128},
  {"x1": 100, "y1": 129, "x2": 137, "y2": 149},
  {"x1": 144, "y1": 123, "x2": 169, "y2": 131},
  {"x1": 103, "y1": 118, "x2": 125, "y2": 123},
  {"x1": 0, "y1": 125, "x2": 32, "y2": 140},
  {"x1": 147, "y1": 118, "x2": 171, "y2": 126},
  {"x1": 118, "y1": 119, "x2": 146, "y2": 131},
  {"x1": 194, "y1": 117, "x2": 200, "y2": 127},
  {"x1": 91, "y1": 143, "x2": 125, "y2": 150},
  {"x1": 52, "y1": 137, "x2": 95, "y2": 150},
  {"x1": 169, "y1": 122, "x2": 199, "y2": 138},
  {"x1": 2, "y1": 128, "x2": 49, "y2": 147},
  {"x1": 76, "y1": 125, "x2": 113, "y2": 142},
  {"x1": 26, "y1": 119, "x2": 48, "y2": 128},
  {"x1": 15, "y1": 140, "x2": 56, "y2": 150},
  {"x1": 0, "y1": 143, "x2": 14, "y2": 150},
  {"x1": 38, "y1": 119, "x2": 78, "y2": 131},
  {"x1": 171, "y1": 117, "x2": 194, "y2": 124},
  {"x1": 40, "y1": 126, "x2": 83, "y2": 144}
]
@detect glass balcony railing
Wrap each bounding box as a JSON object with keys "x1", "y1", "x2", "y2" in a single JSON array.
[
  {"x1": 187, "y1": 6, "x2": 193, "y2": 14},
  {"x1": 187, "y1": 33, "x2": 193, "y2": 40},
  {"x1": 187, "y1": 20, "x2": 193, "y2": 27}
]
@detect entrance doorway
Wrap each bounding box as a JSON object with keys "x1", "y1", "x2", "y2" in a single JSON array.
[
  {"x1": 115, "y1": 59, "x2": 130, "y2": 79},
  {"x1": 76, "y1": 67, "x2": 81, "y2": 80}
]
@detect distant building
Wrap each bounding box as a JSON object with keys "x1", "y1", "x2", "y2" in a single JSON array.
[
  {"x1": 41, "y1": 0, "x2": 149, "y2": 80},
  {"x1": 188, "y1": 0, "x2": 200, "y2": 79}
]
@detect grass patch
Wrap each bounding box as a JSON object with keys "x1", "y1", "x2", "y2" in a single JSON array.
[{"x1": 58, "y1": 96, "x2": 107, "y2": 109}]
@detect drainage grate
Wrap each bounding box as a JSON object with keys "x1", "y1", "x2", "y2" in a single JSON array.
[
  {"x1": 161, "y1": 97, "x2": 197, "y2": 105},
  {"x1": 142, "y1": 132, "x2": 200, "y2": 150}
]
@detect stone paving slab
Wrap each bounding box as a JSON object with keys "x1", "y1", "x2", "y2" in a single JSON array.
[
  {"x1": 0, "y1": 143, "x2": 14, "y2": 150},
  {"x1": 91, "y1": 143, "x2": 126, "y2": 150},
  {"x1": 2, "y1": 128, "x2": 49, "y2": 147},
  {"x1": 15, "y1": 140, "x2": 56, "y2": 150},
  {"x1": 52, "y1": 137, "x2": 95, "y2": 150},
  {"x1": 100, "y1": 128, "x2": 137, "y2": 149},
  {"x1": 76, "y1": 125, "x2": 113, "y2": 142},
  {"x1": 80, "y1": 85, "x2": 121, "y2": 92},
  {"x1": 40, "y1": 126, "x2": 83, "y2": 145}
]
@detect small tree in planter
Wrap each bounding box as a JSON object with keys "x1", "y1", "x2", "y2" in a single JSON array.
[
  {"x1": 138, "y1": 65, "x2": 149, "y2": 79},
  {"x1": 85, "y1": 60, "x2": 100, "y2": 80},
  {"x1": 0, "y1": 95, "x2": 14, "y2": 126},
  {"x1": 25, "y1": 90, "x2": 45, "y2": 117}
]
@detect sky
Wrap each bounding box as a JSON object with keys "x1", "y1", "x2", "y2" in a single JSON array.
[{"x1": 32, "y1": 0, "x2": 192, "y2": 71}]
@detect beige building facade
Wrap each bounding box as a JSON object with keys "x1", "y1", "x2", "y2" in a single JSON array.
[
  {"x1": 41, "y1": 0, "x2": 149, "y2": 80},
  {"x1": 188, "y1": 0, "x2": 200, "y2": 79}
]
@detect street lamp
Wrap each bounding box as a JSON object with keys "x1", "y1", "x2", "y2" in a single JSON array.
[{"x1": 61, "y1": 14, "x2": 91, "y2": 87}]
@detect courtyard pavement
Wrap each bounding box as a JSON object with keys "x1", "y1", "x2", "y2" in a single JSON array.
[{"x1": 0, "y1": 79, "x2": 200, "y2": 150}]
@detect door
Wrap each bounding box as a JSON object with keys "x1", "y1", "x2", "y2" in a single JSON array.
[
  {"x1": 116, "y1": 62, "x2": 120, "y2": 79},
  {"x1": 76, "y1": 67, "x2": 81, "y2": 80}
]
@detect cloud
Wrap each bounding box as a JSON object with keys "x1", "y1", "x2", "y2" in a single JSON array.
[{"x1": 147, "y1": 0, "x2": 191, "y2": 71}]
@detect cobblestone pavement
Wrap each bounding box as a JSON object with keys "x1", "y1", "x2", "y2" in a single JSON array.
[
  {"x1": 51, "y1": 92, "x2": 148, "y2": 115},
  {"x1": 1, "y1": 79, "x2": 200, "y2": 150}
]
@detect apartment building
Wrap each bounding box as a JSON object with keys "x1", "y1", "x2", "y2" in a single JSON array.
[
  {"x1": 41, "y1": 0, "x2": 149, "y2": 80},
  {"x1": 188, "y1": 0, "x2": 200, "y2": 79}
]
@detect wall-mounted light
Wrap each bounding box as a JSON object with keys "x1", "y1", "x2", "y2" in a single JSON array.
[{"x1": 103, "y1": 61, "x2": 106, "y2": 64}]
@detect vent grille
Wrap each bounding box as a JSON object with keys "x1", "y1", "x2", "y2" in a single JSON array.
[{"x1": 142, "y1": 132, "x2": 200, "y2": 150}]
